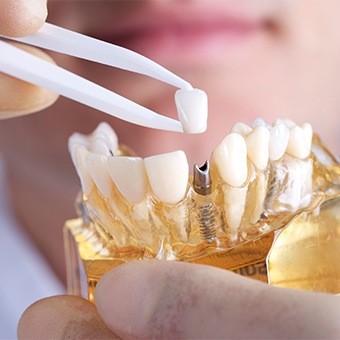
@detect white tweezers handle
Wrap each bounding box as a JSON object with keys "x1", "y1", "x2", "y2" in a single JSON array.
[
  {"x1": 6, "y1": 22, "x2": 193, "y2": 90},
  {"x1": 0, "y1": 40, "x2": 183, "y2": 132}
]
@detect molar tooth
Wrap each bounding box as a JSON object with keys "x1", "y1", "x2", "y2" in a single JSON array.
[
  {"x1": 75, "y1": 147, "x2": 94, "y2": 196},
  {"x1": 286, "y1": 123, "x2": 313, "y2": 159},
  {"x1": 212, "y1": 133, "x2": 248, "y2": 187},
  {"x1": 91, "y1": 122, "x2": 119, "y2": 154},
  {"x1": 107, "y1": 156, "x2": 148, "y2": 204},
  {"x1": 283, "y1": 119, "x2": 296, "y2": 128},
  {"x1": 252, "y1": 117, "x2": 271, "y2": 129},
  {"x1": 231, "y1": 122, "x2": 252, "y2": 136},
  {"x1": 144, "y1": 150, "x2": 189, "y2": 204},
  {"x1": 246, "y1": 126, "x2": 270, "y2": 170},
  {"x1": 175, "y1": 88, "x2": 208, "y2": 134},
  {"x1": 68, "y1": 133, "x2": 89, "y2": 165},
  {"x1": 86, "y1": 153, "x2": 112, "y2": 198},
  {"x1": 269, "y1": 123, "x2": 290, "y2": 161},
  {"x1": 91, "y1": 137, "x2": 112, "y2": 156}
]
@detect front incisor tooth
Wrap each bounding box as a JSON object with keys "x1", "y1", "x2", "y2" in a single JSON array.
[
  {"x1": 107, "y1": 156, "x2": 148, "y2": 204},
  {"x1": 246, "y1": 125, "x2": 270, "y2": 170},
  {"x1": 75, "y1": 147, "x2": 94, "y2": 196},
  {"x1": 144, "y1": 150, "x2": 189, "y2": 204},
  {"x1": 269, "y1": 123, "x2": 290, "y2": 161},
  {"x1": 212, "y1": 133, "x2": 248, "y2": 187},
  {"x1": 86, "y1": 153, "x2": 112, "y2": 198},
  {"x1": 175, "y1": 88, "x2": 208, "y2": 134},
  {"x1": 286, "y1": 123, "x2": 313, "y2": 159}
]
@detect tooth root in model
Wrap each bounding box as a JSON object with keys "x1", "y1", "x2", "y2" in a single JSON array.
[
  {"x1": 222, "y1": 184, "x2": 247, "y2": 241},
  {"x1": 211, "y1": 133, "x2": 248, "y2": 241},
  {"x1": 249, "y1": 171, "x2": 268, "y2": 224},
  {"x1": 144, "y1": 150, "x2": 190, "y2": 243}
]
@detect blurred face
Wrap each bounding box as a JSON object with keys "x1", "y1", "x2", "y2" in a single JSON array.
[{"x1": 1, "y1": 0, "x2": 340, "y2": 280}]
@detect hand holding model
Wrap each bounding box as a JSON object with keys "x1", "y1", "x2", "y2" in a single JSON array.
[{"x1": 1, "y1": 1, "x2": 339, "y2": 339}]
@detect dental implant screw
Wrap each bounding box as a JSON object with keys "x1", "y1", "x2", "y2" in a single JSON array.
[{"x1": 193, "y1": 161, "x2": 218, "y2": 244}]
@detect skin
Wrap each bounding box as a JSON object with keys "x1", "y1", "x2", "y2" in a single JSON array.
[{"x1": 0, "y1": 0, "x2": 339, "y2": 338}]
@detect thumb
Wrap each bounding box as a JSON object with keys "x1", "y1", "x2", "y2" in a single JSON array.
[
  {"x1": 0, "y1": 0, "x2": 47, "y2": 37},
  {"x1": 95, "y1": 260, "x2": 339, "y2": 339}
]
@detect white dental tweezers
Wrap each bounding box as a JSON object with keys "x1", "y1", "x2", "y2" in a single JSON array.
[{"x1": 0, "y1": 22, "x2": 195, "y2": 132}]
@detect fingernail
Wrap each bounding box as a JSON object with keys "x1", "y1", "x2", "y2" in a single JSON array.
[{"x1": 95, "y1": 261, "x2": 162, "y2": 337}]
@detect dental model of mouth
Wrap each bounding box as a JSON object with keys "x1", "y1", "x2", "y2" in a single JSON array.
[{"x1": 69, "y1": 117, "x2": 316, "y2": 255}]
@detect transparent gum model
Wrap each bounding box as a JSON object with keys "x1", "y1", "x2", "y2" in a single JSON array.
[{"x1": 64, "y1": 126, "x2": 340, "y2": 302}]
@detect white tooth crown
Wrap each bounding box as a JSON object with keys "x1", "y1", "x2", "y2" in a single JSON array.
[
  {"x1": 231, "y1": 122, "x2": 252, "y2": 136},
  {"x1": 175, "y1": 88, "x2": 208, "y2": 134},
  {"x1": 108, "y1": 156, "x2": 148, "y2": 204},
  {"x1": 246, "y1": 125, "x2": 270, "y2": 170},
  {"x1": 269, "y1": 123, "x2": 290, "y2": 161},
  {"x1": 145, "y1": 150, "x2": 189, "y2": 204},
  {"x1": 212, "y1": 133, "x2": 248, "y2": 187},
  {"x1": 68, "y1": 133, "x2": 89, "y2": 166},
  {"x1": 91, "y1": 122, "x2": 118, "y2": 154},
  {"x1": 286, "y1": 123, "x2": 313, "y2": 159},
  {"x1": 75, "y1": 147, "x2": 94, "y2": 196}
]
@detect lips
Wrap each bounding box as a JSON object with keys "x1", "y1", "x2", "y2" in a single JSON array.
[{"x1": 90, "y1": 7, "x2": 266, "y2": 64}]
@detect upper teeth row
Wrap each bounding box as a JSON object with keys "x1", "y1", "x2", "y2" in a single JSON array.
[{"x1": 69, "y1": 118, "x2": 313, "y2": 205}]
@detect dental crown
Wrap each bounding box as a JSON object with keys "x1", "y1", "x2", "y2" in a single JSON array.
[{"x1": 68, "y1": 118, "x2": 339, "y2": 261}]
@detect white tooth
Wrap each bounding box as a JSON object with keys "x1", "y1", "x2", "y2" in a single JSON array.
[
  {"x1": 144, "y1": 150, "x2": 189, "y2": 204},
  {"x1": 222, "y1": 185, "x2": 247, "y2": 240},
  {"x1": 246, "y1": 126, "x2": 270, "y2": 170},
  {"x1": 68, "y1": 133, "x2": 89, "y2": 166},
  {"x1": 269, "y1": 123, "x2": 290, "y2": 161},
  {"x1": 286, "y1": 123, "x2": 313, "y2": 159},
  {"x1": 86, "y1": 153, "x2": 112, "y2": 198},
  {"x1": 231, "y1": 122, "x2": 252, "y2": 136},
  {"x1": 75, "y1": 147, "x2": 94, "y2": 196},
  {"x1": 91, "y1": 122, "x2": 119, "y2": 154},
  {"x1": 252, "y1": 117, "x2": 271, "y2": 129},
  {"x1": 212, "y1": 133, "x2": 248, "y2": 187},
  {"x1": 91, "y1": 137, "x2": 112, "y2": 156},
  {"x1": 175, "y1": 88, "x2": 208, "y2": 134},
  {"x1": 273, "y1": 118, "x2": 296, "y2": 129},
  {"x1": 283, "y1": 119, "x2": 296, "y2": 128},
  {"x1": 107, "y1": 156, "x2": 148, "y2": 204}
]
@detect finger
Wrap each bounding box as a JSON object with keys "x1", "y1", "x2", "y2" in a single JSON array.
[
  {"x1": 17, "y1": 295, "x2": 120, "y2": 339},
  {"x1": 95, "y1": 261, "x2": 340, "y2": 339},
  {"x1": 0, "y1": 42, "x2": 58, "y2": 118},
  {"x1": 0, "y1": 0, "x2": 47, "y2": 37}
]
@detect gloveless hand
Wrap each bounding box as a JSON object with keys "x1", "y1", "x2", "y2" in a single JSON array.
[
  {"x1": 18, "y1": 261, "x2": 340, "y2": 339},
  {"x1": 0, "y1": 0, "x2": 58, "y2": 119}
]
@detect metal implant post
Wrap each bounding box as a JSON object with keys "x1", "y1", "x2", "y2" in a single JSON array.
[{"x1": 193, "y1": 161, "x2": 218, "y2": 244}]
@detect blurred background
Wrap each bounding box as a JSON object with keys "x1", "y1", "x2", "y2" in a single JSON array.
[{"x1": 0, "y1": 0, "x2": 339, "y2": 337}]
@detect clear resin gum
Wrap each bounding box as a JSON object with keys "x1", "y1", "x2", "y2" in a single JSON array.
[{"x1": 64, "y1": 133, "x2": 340, "y2": 302}]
